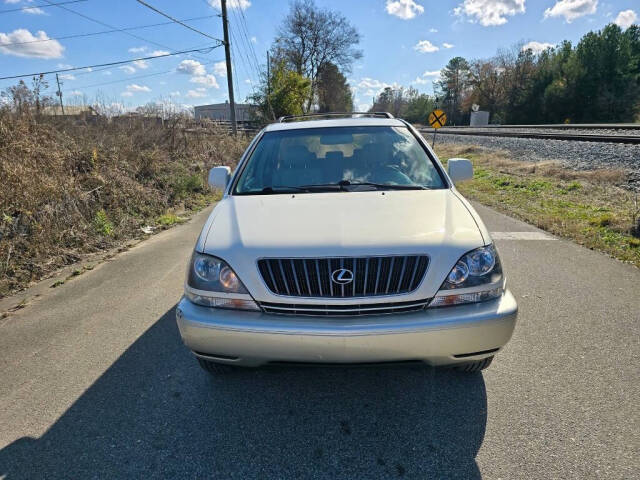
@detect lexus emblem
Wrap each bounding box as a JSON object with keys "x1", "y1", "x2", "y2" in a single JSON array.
[{"x1": 331, "y1": 268, "x2": 354, "y2": 285}]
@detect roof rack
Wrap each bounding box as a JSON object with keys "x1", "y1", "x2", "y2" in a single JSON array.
[{"x1": 277, "y1": 112, "x2": 394, "y2": 123}]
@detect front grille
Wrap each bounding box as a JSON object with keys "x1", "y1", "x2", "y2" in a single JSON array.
[
  {"x1": 257, "y1": 255, "x2": 429, "y2": 298},
  {"x1": 259, "y1": 298, "x2": 431, "y2": 316}
]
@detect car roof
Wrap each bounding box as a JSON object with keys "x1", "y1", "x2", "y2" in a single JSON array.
[{"x1": 263, "y1": 117, "x2": 407, "y2": 132}]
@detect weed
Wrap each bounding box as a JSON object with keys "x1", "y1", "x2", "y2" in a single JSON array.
[
  {"x1": 589, "y1": 214, "x2": 613, "y2": 227},
  {"x1": 93, "y1": 210, "x2": 114, "y2": 237},
  {"x1": 157, "y1": 213, "x2": 183, "y2": 226}
]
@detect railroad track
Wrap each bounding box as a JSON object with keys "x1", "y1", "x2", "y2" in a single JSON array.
[{"x1": 419, "y1": 124, "x2": 640, "y2": 144}]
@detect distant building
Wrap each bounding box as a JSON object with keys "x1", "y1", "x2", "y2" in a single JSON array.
[
  {"x1": 194, "y1": 102, "x2": 254, "y2": 121},
  {"x1": 470, "y1": 111, "x2": 490, "y2": 126}
]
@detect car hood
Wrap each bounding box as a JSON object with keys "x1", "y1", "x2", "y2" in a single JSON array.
[{"x1": 198, "y1": 190, "x2": 486, "y2": 301}]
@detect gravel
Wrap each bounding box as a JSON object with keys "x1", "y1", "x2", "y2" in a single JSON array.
[{"x1": 435, "y1": 133, "x2": 640, "y2": 191}]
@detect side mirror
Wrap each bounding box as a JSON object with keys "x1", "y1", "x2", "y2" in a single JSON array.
[
  {"x1": 447, "y1": 158, "x2": 473, "y2": 183},
  {"x1": 208, "y1": 166, "x2": 231, "y2": 190}
]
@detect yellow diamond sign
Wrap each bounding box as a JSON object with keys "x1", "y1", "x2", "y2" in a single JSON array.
[{"x1": 428, "y1": 109, "x2": 447, "y2": 129}]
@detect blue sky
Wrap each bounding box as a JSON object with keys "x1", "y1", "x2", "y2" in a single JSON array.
[{"x1": 1, "y1": 0, "x2": 638, "y2": 112}]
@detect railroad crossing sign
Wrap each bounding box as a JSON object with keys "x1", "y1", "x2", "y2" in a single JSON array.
[{"x1": 428, "y1": 109, "x2": 447, "y2": 129}]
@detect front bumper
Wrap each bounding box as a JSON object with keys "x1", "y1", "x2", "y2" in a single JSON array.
[{"x1": 175, "y1": 290, "x2": 518, "y2": 367}]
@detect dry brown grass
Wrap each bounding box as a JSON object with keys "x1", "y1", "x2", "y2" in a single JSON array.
[{"x1": 0, "y1": 113, "x2": 249, "y2": 297}]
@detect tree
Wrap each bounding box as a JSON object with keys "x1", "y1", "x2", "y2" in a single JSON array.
[
  {"x1": 436, "y1": 57, "x2": 471, "y2": 125},
  {"x1": 1, "y1": 75, "x2": 53, "y2": 117},
  {"x1": 316, "y1": 62, "x2": 353, "y2": 112},
  {"x1": 248, "y1": 60, "x2": 311, "y2": 120},
  {"x1": 455, "y1": 24, "x2": 640, "y2": 124},
  {"x1": 369, "y1": 86, "x2": 435, "y2": 122},
  {"x1": 272, "y1": 0, "x2": 362, "y2": 112}
]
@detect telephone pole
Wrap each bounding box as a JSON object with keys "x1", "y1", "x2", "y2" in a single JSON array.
[
  {"x1": 220, "y1": 0, "x2": 237, "y2": 135},
  {"x1": 55, "y1": 73, "x2": 65, "y2": 115},
  {"x1": 266, "y1": 50, "x2": 270, "y2": 97}
]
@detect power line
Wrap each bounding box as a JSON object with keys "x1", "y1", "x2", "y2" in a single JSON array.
[
  {"x1": 39, "y1": 0, "x2": 214, "y2": 64},
  {"x1": 0, "y1": 15, "x2": 218, "y2": 47},
  {"x1": 0, "y1": 45, "x2": 221, "y2": 81},
  {"x1": 62, "y1": 59, "x2": 225, "y2": 91},
  {"x1": 135, "y1": 0, "x2": 223, "y2": 44},
  {"x1": 0, "y1": 0, "x2": 87, "y2": 14}
]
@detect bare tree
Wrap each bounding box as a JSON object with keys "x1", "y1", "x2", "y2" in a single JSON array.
[{"x1": 272, "y1": 0, "x2": 362, "y2": 112}]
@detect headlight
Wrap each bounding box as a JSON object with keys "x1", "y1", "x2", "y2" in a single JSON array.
[
  {"x1": 185, "y1": 252, "x2": 260, "y2": 311},
  {"x1": 430, "y1": 244, "x2": 504, "y2": 307}
]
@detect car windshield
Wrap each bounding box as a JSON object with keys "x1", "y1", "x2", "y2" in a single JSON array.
[{"x1": 234, "y1": 126, "x2": 446, "y2": 194}]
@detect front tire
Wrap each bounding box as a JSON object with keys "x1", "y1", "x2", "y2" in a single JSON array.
[
  {"x1": 197, "y1": 357, "x2": 237, "y2": 374},
  {"x1": 453, "y1": 356, "x2": 493, "y2": 373}
]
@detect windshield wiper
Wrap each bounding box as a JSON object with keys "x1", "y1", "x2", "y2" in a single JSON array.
[
  {"x1": 302, "y1": 180, "x2": 428, "y2": 191},
  {"x1": 345, "y1": 182, "x2": 428, "y2": 190}
]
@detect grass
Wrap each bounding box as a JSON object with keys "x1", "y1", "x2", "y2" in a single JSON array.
[
  {"x1": 0, "y1": 112, "x2": 249, "y2": 297},
  {"x1": 435, "y1": 144, "x2": 640, "y2": 267}
]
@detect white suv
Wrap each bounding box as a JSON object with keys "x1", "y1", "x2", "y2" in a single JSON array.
[{"x1": 176, "y1": 114, "x2": 517, "y2": 373}]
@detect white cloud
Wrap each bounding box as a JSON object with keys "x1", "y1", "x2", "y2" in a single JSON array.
[
  {"x1": 250, "y1": 36, "x2": 257, "y2": 43},
  {"x1": 522, "y1": 41, "x2": 554, "y2": 53},
  {"x1": 190, "y1": 74, "x2": 219, "y2": 88},
  {"x1": 169, "y1": 91, "x2": 181, "y2": 97},
  {"x1": 357, "y1": 78, "x2": 391, "y2": 90},
  {"x1": 0, "y1": 29, "x2": 64, "y2": 58},
  {"x1": 126, "y1": 84, "x2": 151, "y2": 93},
  {"x1": 121, "y1": 91, "x2": 133, "y2": 97},
  {"x1": 208, "y1": 0, "x2": 250, "y2": 10},
  {"x1": 413, "y1": 70, "x2": 441, "y2": 84},
  {"x1": 57, "y1": 63, "x2": 73, "y2": 69},
  {"x1": 353, "y1": 78, "x2": 401, "y2": 99},
  {"x1": 150, "y1": 50, "x2": 169, "y2": 57},
  {"x1": 59, "y1": 73, "x2": 75, "y2": 80},
  {"x1": 442, "y1": 43, "x2": 454, "y2": 49},
  {"x1": 213, "y1": 61, "x2": 227, "y2": 77},
  {"x1": 186, "y1": 87, "x2": 207, "y2": 98},
  {"x1": 544, "y1": 0, "x2": 598, "y2": 23},
  {"x1": 614, "y1": 9, "x2": 637, "y2": 29},
  {"x1": 22, "y1": 6, "x2": 45, "y2": 15},
  {"x1": 119, "y1": 65, "x2": 136, "y2": 74},
  {"x1": 68, "y1": 90, "x2": 82, "y2": 96},
  {"x1": 103, "y1": 70, "x2": 112, "y2": 76},
  {"x1": 414, "y1": 40, "x2": 439, "y2": 53},
  {"x1": 177, "y1": 59, "x2": 206, "y2": 76},
  {"x1": 429, "y1": 28, "x2": 438, "y2": 33},
  {"x1": 454, "y1": 0, "x2": 526, "y2": 26},
  {"x1": 385, "y1": 0, "x2": 424, "y2": 20},
  {"x1": 133, "y1": 59, "x2": 149, "y2": 69},
  {"x1": 128, "y1": 46, "x2": 147, "y2": 53}
]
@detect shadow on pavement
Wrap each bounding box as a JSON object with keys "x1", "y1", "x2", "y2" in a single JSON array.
[{"x1": 0, "y1": 306, "x2": 487, "y2": 479}]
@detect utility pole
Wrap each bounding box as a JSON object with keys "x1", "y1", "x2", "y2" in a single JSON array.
[
  {"x1": 55, "y1": 73, "x2": 65, "y2": 115},
  {"x1": 266, "y1": 50, "x2": 270, "y2": 97},
  {"x1": 220, "y1": 0, "x2": 237, "y2": 135}
]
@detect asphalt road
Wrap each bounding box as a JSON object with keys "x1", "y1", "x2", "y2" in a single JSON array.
[{"x1": 0, "y1": 203, "x2": 638, "y2": 479}]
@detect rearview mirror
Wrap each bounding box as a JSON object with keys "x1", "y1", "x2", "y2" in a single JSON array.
[
  {"x1": 208, "y1": 166, "x2": 231, "y2": 190},
  {"x1": 447, "y1": 158, "x2": 473, "y2": 184}
]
